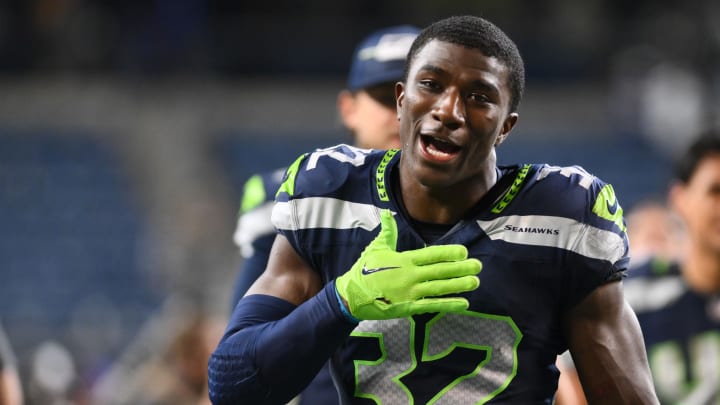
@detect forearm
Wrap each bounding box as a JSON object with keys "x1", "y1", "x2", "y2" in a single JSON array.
[
  {"x1": 208, "y1": 283, "x2": 356, "y2": 405},
  {"x1": 575, "y1": 343, "x2": 655, "y2": 404},
  {"x1": 569, "y1": 288, "x2": 658, "y2": 404}
]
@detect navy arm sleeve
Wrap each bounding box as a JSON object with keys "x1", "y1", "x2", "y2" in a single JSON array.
[{"x1": 208, "y1": 283, "x2": 357, "y2": 405}]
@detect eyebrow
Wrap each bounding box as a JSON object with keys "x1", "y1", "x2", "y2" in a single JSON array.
[
  {"x1": 418, "y1": 64, "x2": 500, "y2": 95},
  {"x1": 471, "y1": 79, "x2": 500, "y2": 96},
  {"x1": 417, "y1": 64, "x2": 446, "y2": 75}
]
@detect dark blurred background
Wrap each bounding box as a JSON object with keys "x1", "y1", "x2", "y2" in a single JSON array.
[{"x1": 0, "y1": 1, "x2": 719, "y2": 404}]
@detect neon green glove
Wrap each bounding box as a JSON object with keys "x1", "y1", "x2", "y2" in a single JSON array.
[{"x1": 335, "y1": 209, "x2": 482, "y2": 321}]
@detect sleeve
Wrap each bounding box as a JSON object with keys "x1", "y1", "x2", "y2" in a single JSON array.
[
  {"x1": 531, "y1": 164, "x2": 630, "y2": 307},
  {"x1": 208, "y1": 283, "x2": 357, "y2": 405},
  {"x1": 566, "y1": 177, "x2": 630, "y2": 306}
]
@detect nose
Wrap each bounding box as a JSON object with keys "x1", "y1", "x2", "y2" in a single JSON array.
[{"x1": 432, "y1": 88, "x2": 465, "y2": 130}]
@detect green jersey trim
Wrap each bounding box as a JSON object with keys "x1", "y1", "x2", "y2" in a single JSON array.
[
  {"x1": 276, "y1": 153, "x2": 308, "y2": 199},
  {"x1": 376, "y1": 149, "x2": 399, "y2": 202},
  {"x1": 240, "y1": 174, "x2": 266, "y2": 214},
  {"x1": 492, "y1": 164, "x2": 531, "y2": 214}
]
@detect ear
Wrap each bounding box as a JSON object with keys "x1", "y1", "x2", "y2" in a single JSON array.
[
  {"x1": 495, "y1": 112, "x2": 518, "y2": 146},
  {"x1": 668, "y1": 182, "x2": 686, "y2": 216},
  {"x1": 337, "y1": 90, "x2": 357, "y2": 128},
  {"x1": 395, "y1": 82, "x2": 405, "y2": 121}
]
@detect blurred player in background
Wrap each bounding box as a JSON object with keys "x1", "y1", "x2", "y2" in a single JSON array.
[
  {"x1": 624, "y1": 199, "x2": 686, "y2": 266},
  {"x1": 0, "y1": 322, "x2": 23, "y2": 405},
  {"x1": 626, "y1": 130, "x2": 720, "y2": 403},
  {"x1": 229, "y1": 25, "x2": 420, "y2": 404},
  {"x1": 557, "y1": 130, "x2": 720, "y2": 404}
]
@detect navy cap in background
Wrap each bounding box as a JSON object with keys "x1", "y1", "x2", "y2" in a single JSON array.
[{"x1": 347, "y1": 25, "x2": 421, "y2": 91}]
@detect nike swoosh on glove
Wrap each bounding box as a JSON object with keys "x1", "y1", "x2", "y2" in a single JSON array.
[{"x1": 335, "y1": 209, "x2": 482, "y2": 321}]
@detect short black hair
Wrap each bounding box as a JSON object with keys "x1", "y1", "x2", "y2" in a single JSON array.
[
  {"x1": 675, "y1": 129, "x2": 720, "y2": 183},
  {"x1": 403, "y1": 15, "x2": 526, "y2": 113}
]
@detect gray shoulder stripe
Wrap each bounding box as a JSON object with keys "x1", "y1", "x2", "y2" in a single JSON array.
[
  {"x1": 272, "y1": 198, "x2": 381, "y2": 231},
  {"x1": 476, "y1": 215, "x2": 626, "y2": 263}
]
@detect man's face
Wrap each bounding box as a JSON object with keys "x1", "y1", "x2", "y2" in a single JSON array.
[
  {"x1": 395, "y1": 39, "x2": 517, "y2": 189},
  {"x1": 338, "y1": 83, "x2": 402, "y2": 150},
  {"x1": 627, "y1": 204, "x2": 685, "y2": 263},
  {"x1": 672, "y1": 153, "x2": 720, "y2": 252}
]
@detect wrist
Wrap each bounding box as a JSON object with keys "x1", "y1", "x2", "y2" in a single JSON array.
[{"x1": 333, "y1": 281, "x2": 360, "y2": 324}]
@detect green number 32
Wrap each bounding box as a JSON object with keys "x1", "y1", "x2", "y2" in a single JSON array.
[{"x1": 350, "y1": 311, "x2": 522, "y2": 404}]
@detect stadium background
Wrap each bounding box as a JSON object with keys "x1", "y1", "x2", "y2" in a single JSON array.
[{"x1": 0, "y1": 1, "x2": 718, "y2": 403}]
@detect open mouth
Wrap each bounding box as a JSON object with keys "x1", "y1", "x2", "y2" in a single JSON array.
[{"x1": 420, "y1": 135, "x2": 461, "y2": 161}]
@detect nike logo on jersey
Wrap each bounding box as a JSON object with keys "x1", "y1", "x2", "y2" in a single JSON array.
[
  {"x1": 606, "y1": 198, "x2": 619, "y2": 215},
  {"x1": 361, "y1": 265, "x2": 401, "y2": 275},
  {"x1": 592, "y1": 184, "x2": 626, "y2": 232}
]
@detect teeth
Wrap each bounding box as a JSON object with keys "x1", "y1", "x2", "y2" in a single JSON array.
[{"x1": 426, "y1": 142, "x2": 452, "y2": 157}]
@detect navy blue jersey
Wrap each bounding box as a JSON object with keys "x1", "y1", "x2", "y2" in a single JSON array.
[
  {"x1": 625, "y1": 259, "x2": 720, "y2": 404},
  {"x1": 272, "y1": 144, "x2": 629, "y2": 404}
]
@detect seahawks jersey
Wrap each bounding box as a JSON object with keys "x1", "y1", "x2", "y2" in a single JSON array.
[
  {"x1": 625, "y1": 259, "x2": 720, "y2": 404},
  {"x1": 272, "y1": 144, "x2": 629, "y2": 404}
]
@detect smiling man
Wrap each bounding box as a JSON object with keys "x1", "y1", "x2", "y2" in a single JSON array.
[{"x1": 208, "y1": 15, "x2": 659, "y2": 404}]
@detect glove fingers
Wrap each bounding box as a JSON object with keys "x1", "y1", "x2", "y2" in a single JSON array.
[
  {"x1": 407, "y1": 297, "x2": 470, "y2": 314},
  {"x1": 410, "y1": 275, "x2": 480, "y2": 298},
  {"x1": 407, "y1": 244, "x2": 469, "y2": 265},
  {"x1": 413, "y1": 259, "x2": 482, "y2": 282}
]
